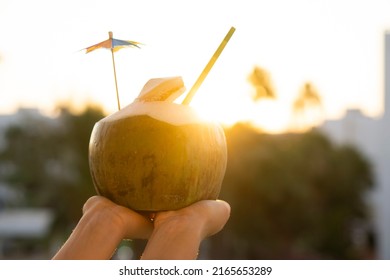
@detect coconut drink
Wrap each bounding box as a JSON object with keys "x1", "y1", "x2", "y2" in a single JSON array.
[
  {"x1": 89, "y1": 76, "x2": 227, "y2": 211},
  {"x1": 88, "y1": 27, "x2": 235, "y2": 211}
]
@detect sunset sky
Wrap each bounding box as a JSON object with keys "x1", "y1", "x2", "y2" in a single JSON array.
[{"x1": 1, "y1": 0, "x2": 390, "y2": 132}]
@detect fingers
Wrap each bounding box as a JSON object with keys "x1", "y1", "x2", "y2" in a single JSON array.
[
  {"x1": 154, "y1": 199, "x2": 231, "y2": 240},
  {"x1": 82, "y1": 195, "x2": 108, "y2": 213},
  {"x1": 83, "y1": 196, "x2": 153, "y2": 240},
  {"x1": 203, "y1": 200, "x2": 231, "y2": 237},
  {"x1": 56, "y1": 196, "x2": 229, "y2": 260},
  {"x1": 141, "y1": 200, "x2": 230, "y2": 260},
  {"x1": 84, "y1": 196, "x2": 230, "y2": 241},
  {"x1": 119, "y1": 207, "x2": 154, "y2": 239},
  {"x1": 184, "y1": 200, "x2": 231, "y2": 239}
]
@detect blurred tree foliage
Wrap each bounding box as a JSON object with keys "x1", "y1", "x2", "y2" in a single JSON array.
[
  {"x1": 0, "y1": 108, "x2": 374, "y2": 259},
  {"x1": 208, "y1": 123, "x2": 374, "y2": 259},
  {"x1": 0, "y1": 106, "x2": 105, "y2": 242}
]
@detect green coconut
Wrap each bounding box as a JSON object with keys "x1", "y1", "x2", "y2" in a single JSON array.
[{"x1": 88, "y1": 77, "x2": 227, "y2": 211}]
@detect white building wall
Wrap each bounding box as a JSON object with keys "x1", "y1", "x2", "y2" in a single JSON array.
[
  {"x1": 376, "y1": 32, "x2": 390, "y2": 258},
  {"x1": 320, "y1": 32, "x2": 390, "y2": 259},
  {"x1": 321, "y1": 110, "x2": 387, "y2": 259},
  {"x1": 376, "y1": 120, "x2": 390, "y2": 260}
]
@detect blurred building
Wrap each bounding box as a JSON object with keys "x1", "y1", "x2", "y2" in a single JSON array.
[
  {"x1": 0, "y1": 108, "x2": 43, "y2": 149},
  {"x1": 0, "y1": 108, "x2": 55, "y2": 259},
  {"x1": 0, "y1": 208, "x2": 54, "y2": 259},
  {"x1": 320, "y1": 32, "x2": 390, "y2": 260},
  {"x1": 0, "y1": 107, "x2": 49, "y2": 206}
]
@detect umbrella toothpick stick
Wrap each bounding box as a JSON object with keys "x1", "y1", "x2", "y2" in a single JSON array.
[
  {"x1": 111, "y1": 49, "x2": 121, "y2": 110},
  {"x1": 182, "y1": 26, "x2": 236, "y2": 105},
  {"x1": 109, "y1": 32, "x2": 121, "y2": 110},
  {"x1": 83, "y1": 31, "x2": 142, "y2": 111}
]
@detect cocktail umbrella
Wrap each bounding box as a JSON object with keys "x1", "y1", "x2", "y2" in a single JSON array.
[{"x1": 83, "y1": 31, "x2": 141, "y2": 110}]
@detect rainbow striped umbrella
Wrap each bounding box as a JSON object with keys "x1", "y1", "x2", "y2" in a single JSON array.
[{"x1": 83, "y1": 31, "x2": 141, "y2": 110}]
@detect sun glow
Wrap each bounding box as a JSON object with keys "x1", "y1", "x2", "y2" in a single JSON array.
[
  {"x1": 1, "y1": 0, "x2": 386, "y2": 135},
  {"x1": 188, "y1": 82, "x2": 292, "y2": 133}
]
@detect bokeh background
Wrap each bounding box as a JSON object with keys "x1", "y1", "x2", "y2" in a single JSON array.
[{"x1": 0, "y1": 0, "x2": 389, "y2": 259}]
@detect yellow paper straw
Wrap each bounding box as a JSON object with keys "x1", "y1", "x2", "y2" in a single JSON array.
[{"x1": 182, "y1": 26, "x2": 236, "y2": 105}]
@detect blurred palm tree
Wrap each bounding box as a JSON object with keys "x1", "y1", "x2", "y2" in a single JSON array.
[
  {"x1": 292, "y1": 82, "x2": 324, "y2": 130},
  {"x1": 248, "y1": 66, "x2": 276, "y2": 101}
]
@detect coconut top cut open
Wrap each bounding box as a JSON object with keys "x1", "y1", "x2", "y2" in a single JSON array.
[
  {"x1": 135, "y1": 76, "x2": 186, "y2": 103},
  {"x1": 102, "y1": 76, "x2": 205, "y2": 126}
]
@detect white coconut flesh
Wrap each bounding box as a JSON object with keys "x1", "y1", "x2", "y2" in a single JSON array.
[
  {"x1": 102, "y1": 76, "x2": 205, "y2": 126},
  {"x1": 135, "y1": 76, "x2": 185, "y2": 103}
]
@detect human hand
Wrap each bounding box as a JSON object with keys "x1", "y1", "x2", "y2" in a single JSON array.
[
  {"x1": 53, "y1": 196, "x2": 153, "y2": 259},
  {"x1": 142, "y1": 200, "x2": 231, "y2": 259},
  {"x1": 53, "y1": 196, "x2": 230, "y2": 260}
]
